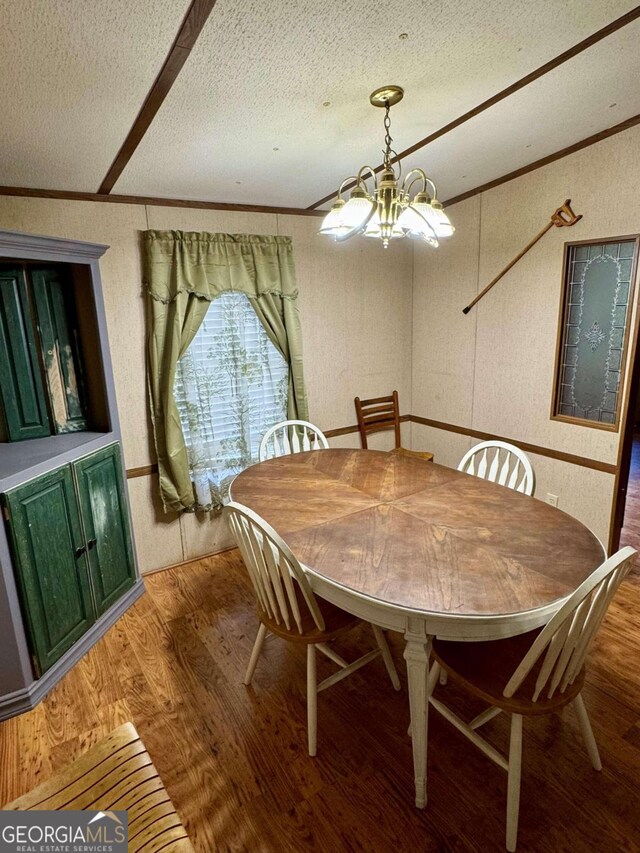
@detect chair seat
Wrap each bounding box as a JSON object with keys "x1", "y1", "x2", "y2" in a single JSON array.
[
  {"x1": 390, "y1": 447, "x2": 434, "y2": 462},
  {"x1": 432, "y1": 630, "x2": 585, "y2": 716},
  {"x1": 3, "y1": 722, "x2": 194, "y2": 852},
  {"x1": 260, "y1": 586, "x2": 360, "y2": 644}
]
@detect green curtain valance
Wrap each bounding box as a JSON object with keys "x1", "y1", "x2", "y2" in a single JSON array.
[
  {"x1": 143, "y1": 230, "x2": 308, "y2": 513},
  {"x1": 142, "y1": 230, "x2": 298, "y2": 304}
]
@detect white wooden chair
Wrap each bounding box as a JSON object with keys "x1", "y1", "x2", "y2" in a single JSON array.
[
  {"x1": 423, "y1": 546, "x2": 635, "y2": 851},
  {"x1": 457, "y1": 440, "x2": 535, "y2": 496},
  {"x1": 259, "y1": 419, "x2": 329, "y2": 462},
  {"x1": 224, "y1": 501, "x2": 401, "y2": 756}
]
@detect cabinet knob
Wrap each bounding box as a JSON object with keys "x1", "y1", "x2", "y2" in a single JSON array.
[
  {"x1": 74, "y1": 545, "x2": 87, "y2": 558},
  {"x1": 87, "y1": 538, "x2": 97, "y2": 550}
]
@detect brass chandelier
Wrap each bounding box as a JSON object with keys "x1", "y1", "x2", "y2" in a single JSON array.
[{"x1": 319, "y1": 85, "x2": 454, "y2": 248}]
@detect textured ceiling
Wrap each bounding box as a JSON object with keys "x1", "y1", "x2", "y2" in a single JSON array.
[
  {"x1": 1, "y1": 0, "x2": 638, "y2": 205},
  {"x1": 397, "y1": 19, "x2": 640, "y2": 204},
  {"x1": 0, "y1": 0, "x2": 192, "y2": 190},
  {"x1": 113, "y1": 0, "x2": 639, "y2": 206}
]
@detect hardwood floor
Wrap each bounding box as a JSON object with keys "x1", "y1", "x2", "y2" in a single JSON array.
[
  {"x1": 621, "y1": 436, "x2": 640, "y2": 554},
  {"x1": 1, "y1": 549, "x2": 639, "y2": 852}
]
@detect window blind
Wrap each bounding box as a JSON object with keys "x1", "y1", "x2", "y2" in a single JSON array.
[{"x1": 173, "y1": 292, "x2": 288, "y2": 503}]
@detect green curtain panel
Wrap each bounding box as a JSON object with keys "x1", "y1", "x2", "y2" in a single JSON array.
[{"x1": 143, "y1": 230, "x2": 309, "y2": 512}]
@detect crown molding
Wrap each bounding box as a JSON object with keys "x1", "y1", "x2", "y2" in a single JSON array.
[
  {"x1": 0, "y1": 185, "x2": 325, "y2": 217},
  {"x1": 0, "y1": 228, "x2": 109, "y2": 259}
]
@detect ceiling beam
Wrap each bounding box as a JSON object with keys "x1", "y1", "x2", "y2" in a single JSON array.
[
  {"x1": 442, "y1": 111, "x2": 640, "y2": 208},
  {"x1": 0, "y1": 186, "x2": 324, "y2": 217},
  {"x1": 307, "y1": 5, "x2": 640, "y2": 210},
  {"x1": 97, "y1": 0, "x2": 218, "y2": 195}
]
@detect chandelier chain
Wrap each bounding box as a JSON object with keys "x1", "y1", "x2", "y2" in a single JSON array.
[{"x1": 383, "y1": 101, "x2": 393, "y2": 168}]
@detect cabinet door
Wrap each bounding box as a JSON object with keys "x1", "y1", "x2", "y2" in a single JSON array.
[
  {"x1": 4, "y1": 467, "x2": 95, "y2": 675},
  {"x1": 74, "y1": 444, "x2": 136, "y2": 615},
  {"x1": 0, "y1": 266, "x2": 51, "y2": 440},
  {"x1": 31, "y1": 267, "x2": 88, "y2": 434}
]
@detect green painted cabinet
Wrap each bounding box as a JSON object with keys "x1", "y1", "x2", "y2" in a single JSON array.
[
  {"x1": 74, "y1": 444, "x2": 135, "y2": 615},
  {"x1": 0, "y1": 266, "x2": 51, "y2": 440},
  {"x1": 3, "y1": 466, "x2": 95, "y2": 675},
  {"x1": 0, "y1": 262, "x2": 90, "y2": 440},
  {"x1": 31, "y1": 267, "x2": 88, "y2": 434},
  {"x1": 3, "y1": 443, "x2": 135, "y2": 676}
]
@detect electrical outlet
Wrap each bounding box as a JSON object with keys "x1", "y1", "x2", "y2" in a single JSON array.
[{"x1": 546, "y1": 493, "x2": 559, "y2": 508}]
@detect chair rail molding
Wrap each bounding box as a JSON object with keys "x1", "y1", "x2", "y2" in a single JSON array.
[{"x1": 125, "y1": 414, "x2": 617, "y2": 479}]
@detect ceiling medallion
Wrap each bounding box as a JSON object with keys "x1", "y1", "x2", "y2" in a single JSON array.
[{"x1": 319, "y1": 85, "x2": 454, "y2": 248}]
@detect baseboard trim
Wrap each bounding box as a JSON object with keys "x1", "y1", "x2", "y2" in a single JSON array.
[
  {"x1": 141, "y1": 545, "x2": 237, "y2": 576},
  {"x1": 0, "y1": 580, "x2": 145, "y2": 721}
]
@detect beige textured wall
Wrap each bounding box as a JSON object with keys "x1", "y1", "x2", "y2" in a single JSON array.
[
  {"x1": 412, "y1": 124, "x2": 640, "y2": 544},
  {"x1": 4, "y1": 124, "x2": 636, "y2": 568},
  {"x1": 0, "y1": 197, "x2": 412, "y2": 571}
]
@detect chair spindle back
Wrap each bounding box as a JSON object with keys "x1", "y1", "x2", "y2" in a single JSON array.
[
  {"x1": 504, "y1": 547, "x2": 635, "y2": 702},
  {"x1": 259, "y1": 420, "x2": 329, "y2": 462},
  {"x1": 457, "y1": 440, "x2": 535, "y2": 496},
  {"x1": 224, "y1": 502, "x2": 325, "y2": 633}
]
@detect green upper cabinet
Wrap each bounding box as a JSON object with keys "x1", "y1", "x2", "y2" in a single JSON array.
[
  {"x1": 0, "y1": 266, "x2": 51, "y2": 441},
  {"x1": 31, "y1": 267, "x2": 88, "y2": 434},
  {"x1": 3, "y1": 466, "x2": 96, "y2": 675},
  {"x1": 73, "y1": 444, "x2": 135, "y2": 615}
]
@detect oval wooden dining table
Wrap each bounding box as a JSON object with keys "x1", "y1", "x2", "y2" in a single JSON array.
[{"x1": 230, "y1": 448, "x2": 604, "y2": 810}]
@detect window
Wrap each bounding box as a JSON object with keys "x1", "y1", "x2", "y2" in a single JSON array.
[
  {"x1": 174, "y1": 292, "x2": 288, "y2": 507},
  {"x1": 551, "y1": 237, "x2": 639, "y2": 430}
]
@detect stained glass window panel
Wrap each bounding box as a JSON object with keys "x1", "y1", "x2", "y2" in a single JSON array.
[{"x1": 553, "y1": 239, "x2": 638, "y2": 428}]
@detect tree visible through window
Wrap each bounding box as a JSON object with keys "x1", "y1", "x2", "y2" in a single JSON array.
[{"x1": 174, "y1": 292, "x2": 288, "y2": 508}]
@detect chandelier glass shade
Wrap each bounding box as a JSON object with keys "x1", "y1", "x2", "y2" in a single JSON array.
[{"x1": 319, "y1": 86, "x2": 454, "y2": 248}]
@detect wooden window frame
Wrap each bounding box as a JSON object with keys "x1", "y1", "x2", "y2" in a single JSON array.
[{"x1": 550, "y1": 234, "x2": 640, "y2": 432}]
